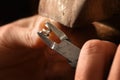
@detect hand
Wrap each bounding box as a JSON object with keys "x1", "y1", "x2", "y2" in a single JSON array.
[
  {"x1": 75, "y1": 40, "x2": 120, "y2": 80},
  {"x1": 0, "y1": 15, "x2": 74, "y2": 80}
]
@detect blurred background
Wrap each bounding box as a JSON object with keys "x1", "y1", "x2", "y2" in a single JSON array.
[{"x1": 0, "y1": 0, "x2": 39, "y2": 26}]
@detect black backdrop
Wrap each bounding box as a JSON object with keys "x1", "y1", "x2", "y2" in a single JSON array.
[{"x1": 0, "y1": 0, "x2": 39, "y2": 26}]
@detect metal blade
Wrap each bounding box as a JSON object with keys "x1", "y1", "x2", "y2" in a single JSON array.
[{"x1": 45, "y1": 22, "x2": 69, "y2": 40}]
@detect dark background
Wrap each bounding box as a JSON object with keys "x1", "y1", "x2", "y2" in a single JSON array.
[{"x1": 0, "y1": 0, "x2": 39, "y2": 26}]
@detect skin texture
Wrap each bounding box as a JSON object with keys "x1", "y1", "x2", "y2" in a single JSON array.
[
  {"x1": 0, "y1": 15, "x2": 96, "y2": 80},
  {"x1": 108, "y1": 45, "x2": 120, "y2": 80},
  {"x1": 0, "y1": 15, "x2": 120, "y2": 80},
  {"x1": 75, "y1": 40, "x2": 120, "y2": 80},
  {"x1": 0, "y1": 15, "x2": 75, "y2": 80}
]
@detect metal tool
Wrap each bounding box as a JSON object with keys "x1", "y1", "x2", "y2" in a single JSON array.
[{"x1": 37, "y1": 22, "x2": 80, "y2": 67}]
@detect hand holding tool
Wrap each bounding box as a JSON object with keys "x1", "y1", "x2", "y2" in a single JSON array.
[{"x1": 37, "y1": 22, "x2": 80, "y2": 67}]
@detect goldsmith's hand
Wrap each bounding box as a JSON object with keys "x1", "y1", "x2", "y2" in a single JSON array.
[
  {"x1": 1, "y1": 15, "x2": 119, "y2": 80},
  {"x1": 75, "y1": 40, "x2": 120, "y2": 80},
  {"x1": 0, "y1": 15, "x2": 74, "y2": 80}
]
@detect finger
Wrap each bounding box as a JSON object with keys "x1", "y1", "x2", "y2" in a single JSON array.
[
  {"x1": 75, "y1": 40, "x2": 117, "y2": 80},
  {"x1": 0, "y1": 15, "x2": 50, "y2": 48},
  {"x1": 108, "y1": 45, "x2": 120, "y2": 80},
  {"x1": 0, "y1": 15, "x2": 66, "y2": 49}
]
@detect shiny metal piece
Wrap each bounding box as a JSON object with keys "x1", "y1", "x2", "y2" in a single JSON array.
[{"x1": 37, "y1": 22, "x2": 80, "y2": 67}]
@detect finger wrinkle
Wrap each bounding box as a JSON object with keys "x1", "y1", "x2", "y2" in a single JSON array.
[
  {"x1": 81, "y1": 39, "x2": 117, "y2": 56},
  {"x1": 75, "y1": 40, "x2": 117, "y2": 80}
]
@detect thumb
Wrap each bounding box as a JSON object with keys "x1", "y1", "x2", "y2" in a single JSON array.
[
  {"x1": 0, "y1": 15, "x2": 50, "y2": 49},
  {"x1": 75, "y1": 40, "x2": 117, "y2": 80}
]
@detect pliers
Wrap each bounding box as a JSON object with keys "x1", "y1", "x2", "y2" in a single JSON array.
[{"x1": 37, "y1": 22, "x2": 80, "y2": 67}]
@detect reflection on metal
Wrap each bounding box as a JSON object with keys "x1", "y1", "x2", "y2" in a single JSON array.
[{"x1": 37, "y1": 22, "x2": 80, "y2": 67}]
